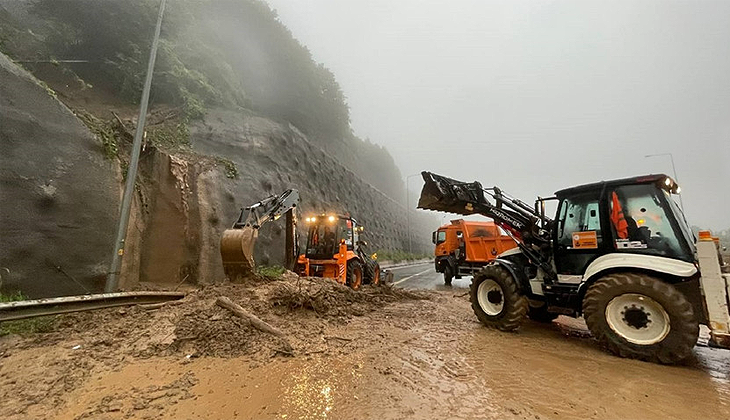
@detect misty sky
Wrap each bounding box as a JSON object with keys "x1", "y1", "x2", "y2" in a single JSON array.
[{"x1": 268, "y1": 0, "x2": 730, "y2": 229}]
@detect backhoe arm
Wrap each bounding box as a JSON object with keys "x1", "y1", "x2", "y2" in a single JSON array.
[
  {"x1": 221, "y1": 189, "x2": 299, "y2": 278},
  {"x1": 232, "y1": 189, "x2": 299, "y2": 229}
]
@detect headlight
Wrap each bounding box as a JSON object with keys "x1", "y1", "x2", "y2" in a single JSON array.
[
  {"x1": 328, "y1": 215, "x2": 336, "y2": 222},
  {"x1": 665, "y1": 178, "x2": 671, "y2": 186}
]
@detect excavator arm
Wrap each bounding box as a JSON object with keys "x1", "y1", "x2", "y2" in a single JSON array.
[
  {"x1": 231, "y1": 189, "x2": 299, "y2": 229},
  {"x1": 221, "y1": 189, "x2": 299, "y2": 278},
  {"x1": 417, "y1": 171, "x2": 556, "y2": 279}
]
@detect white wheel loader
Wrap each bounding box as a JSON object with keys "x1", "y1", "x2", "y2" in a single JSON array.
[{"x1": 418, "y1": 171, "x2": 730, "y2": 364}]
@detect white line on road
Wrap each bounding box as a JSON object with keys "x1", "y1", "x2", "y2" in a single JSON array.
[
  {"x1": 393, "y1": 268, "x2": 433, "y2": 285},
  {"x1": 385, "y1": 262, "x2": 432, "y2": 271}
]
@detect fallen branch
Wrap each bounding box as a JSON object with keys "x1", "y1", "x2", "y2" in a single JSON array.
[
  {"x1": 216, "y1": 296, "x2": 293, "y2": 352},
  {"x1": 324, "y1": 336, "x2": 353, "y2": 342}
]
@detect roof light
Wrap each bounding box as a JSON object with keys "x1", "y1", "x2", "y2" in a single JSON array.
[{"x1": 698, "y1": 231, "x2": 713, "y2": 241}]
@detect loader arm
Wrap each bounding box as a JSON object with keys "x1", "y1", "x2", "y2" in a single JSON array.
[
  {"x1": 417, "y1": 171, "x2": 556, "y2": 279},
  {"x1": 221, "y1": 189, "x2": 299, "y2": 277}
]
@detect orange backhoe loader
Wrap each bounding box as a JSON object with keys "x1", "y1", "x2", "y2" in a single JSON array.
[{"x1": 295, "y1": 214, "x2": 381, "y2": 290}]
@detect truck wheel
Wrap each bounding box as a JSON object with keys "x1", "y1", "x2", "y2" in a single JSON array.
[
  {"x1": 583, "y1": 272, "x2": 699, "y2": 364},
  {"x1": 443, "y1": 265, "x2": 454, "y2": 285},
  {"x1": 347, "y1": 260, "x2": 363, "y2": 291},
  {"x1": 528, "y1": 302, "x2": 559, "y2": 323},
  {"x1": 470, "y1": 265, "x2": 527, "y2": 331}
]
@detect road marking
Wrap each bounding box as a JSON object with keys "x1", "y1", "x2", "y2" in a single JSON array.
[
  {"x1": 393, "y1": 268, "x2": 433, "y2": 285},
  {"x1": 386, "y1": 262, "x2": 432, "y2": 271}
]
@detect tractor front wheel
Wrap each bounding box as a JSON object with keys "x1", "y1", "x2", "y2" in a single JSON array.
[
  {"x1": 470, "y1": 265, "x2": 527, "y2": 331},
  {"x1": 583, "y1": 272, "x2": 699, "y2": 364},
  {"x1": 347, "y1": 260, "x2": 364, "y2": 291}
]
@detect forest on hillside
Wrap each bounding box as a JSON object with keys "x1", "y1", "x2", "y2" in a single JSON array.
[{"x1": 0, "y1": 0, "x2": 404, "y2": 200}]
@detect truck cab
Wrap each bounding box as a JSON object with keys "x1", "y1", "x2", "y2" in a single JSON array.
[{"x1": 432, "y1": 219, "x2": 517, "y2": 285}]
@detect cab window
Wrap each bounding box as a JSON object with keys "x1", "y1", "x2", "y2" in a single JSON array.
[
  {"x1": 608, "y1": 184, "x2": 687, "y2": 259},
  {"x1": 557, "y1": 193, "x2": 602, "y2": 249},
  {"x1": 436, "y1": 230, "x2": 446, "y2": 244}
]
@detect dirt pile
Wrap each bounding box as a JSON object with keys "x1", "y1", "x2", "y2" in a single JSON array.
[{"x1": 15, "y1": 274, "x2": 430, "y2": 361}]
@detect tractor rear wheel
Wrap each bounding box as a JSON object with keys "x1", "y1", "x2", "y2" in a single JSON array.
[
  {"x1": 583, "y1": 272, "x2": 699, "y2": 364},
  {"x1": 470, "y1": 265, "x2": 528, "y2": 331},
  {"x1": 347, "y1": 260, "x2": 363, "y2": 291}
]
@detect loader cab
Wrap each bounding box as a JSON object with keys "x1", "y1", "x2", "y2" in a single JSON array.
[
  {"x1": 553, "y1": 175, "x2": 694, "y2": 276},
  {"x1": 304, "y1": 214, "x2": 360, "y2": 260}
]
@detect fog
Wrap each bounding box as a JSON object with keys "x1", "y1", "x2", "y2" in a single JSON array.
[{"x1": 268, "y1": 0, "x2": 730, "y2": 230}]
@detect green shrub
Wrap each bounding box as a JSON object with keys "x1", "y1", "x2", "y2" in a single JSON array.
[{"x1": 0, "y1": 291, "x2": 56, "y2": 336}]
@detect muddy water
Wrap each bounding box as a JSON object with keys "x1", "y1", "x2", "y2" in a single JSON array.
[
  {"x1": 453, "y1": 320, "x2": 730, "y2": 419},
  {"x1": 48, "y1": 308, "x2": 730, "y2": 420}
]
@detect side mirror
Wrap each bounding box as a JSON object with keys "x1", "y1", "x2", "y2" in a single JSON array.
[
  {"x1": 357, "y1": 240, "x2": 368, "y2": 247},
  {"x1": 432, "y1": 232, "x2": 437, "y2": 244}
]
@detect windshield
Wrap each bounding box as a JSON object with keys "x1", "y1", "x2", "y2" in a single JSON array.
[{"x1": 663, "y1": 190, "x2": 696, "y2": 254}]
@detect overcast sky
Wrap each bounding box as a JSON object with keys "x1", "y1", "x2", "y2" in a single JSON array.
[{"x1": 268, "y1": 0, "x2": 730, "y2": 230}]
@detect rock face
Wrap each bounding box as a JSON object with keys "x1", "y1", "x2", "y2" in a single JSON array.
[
  {"x1": 0, "y1": 53, "x2": 120, "y2": 297},
  {"x1": 117, "y1": 109, "x2": 425, "y2": 289}
]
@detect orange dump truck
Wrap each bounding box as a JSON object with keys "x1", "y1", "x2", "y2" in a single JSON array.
[{"x1": 432, "y1": 219, "x2": 517, "y2": 285}]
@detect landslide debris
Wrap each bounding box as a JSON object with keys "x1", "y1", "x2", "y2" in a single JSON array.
[{"x1": 8, "y1": 272, "x2": 430, "y2": 361}]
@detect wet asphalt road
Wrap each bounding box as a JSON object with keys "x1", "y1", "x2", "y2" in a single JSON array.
[{"x1": 388, "y1": 261, "x2": 473, "y2": 291}]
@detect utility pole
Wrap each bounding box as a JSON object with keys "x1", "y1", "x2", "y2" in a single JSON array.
[
  {"x1": 405, "y1": 173, "x2": 421, "y2": 254},
  {"x1": 645, "y1": 152, "x2": 684, "y2": 212},
  {"x1": 105, "y1": 0, "x2": 167, "y2": 292}
]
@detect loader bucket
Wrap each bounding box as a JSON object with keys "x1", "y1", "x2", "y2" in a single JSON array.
[
  {"x1": 220, "y1": 226, "x2": 258, "y2": 278},
  {"x1": 417, "y1": 171, "x2": 486, "y2": 215}
]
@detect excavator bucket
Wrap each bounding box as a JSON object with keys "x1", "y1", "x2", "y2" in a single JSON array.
[
  {"x1": 220, "y1": 226, "x2": 258, "y2": 278},
  {"x1": 220, "y1": 189, "x2": 299, "y2": 278},
  {"x1": 417, "y1": 171, "x2": 486, "y2": 215}
]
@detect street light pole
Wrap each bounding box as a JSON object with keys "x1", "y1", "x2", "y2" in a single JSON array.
[
  {"x1": 106, "y1": 0, "x2": 167, "y2": 292},
  {"x1": 405, "y1": 173, "x2": 421, "y2": 254},
  {"x1": 645, "y1": 152, "x2": 684, "y2": 211}
]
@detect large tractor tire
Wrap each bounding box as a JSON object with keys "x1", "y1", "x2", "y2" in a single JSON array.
[
  {"x1": 470, "y1": 265, "x2": 528, "y2": 331},
  {"x1": 347, "y1": 260, "x2": 364, "y2": 291},
  {"x1": 443, "y1": 264, "x2": 454, "y2": 286},
  {"x1": 583, "y1": 272, "x2": 699, "y2": 364}
]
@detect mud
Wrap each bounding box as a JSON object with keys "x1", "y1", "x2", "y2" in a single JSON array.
[{"x1": 1, "y1": 277, "x2": 729, "y2": 419}]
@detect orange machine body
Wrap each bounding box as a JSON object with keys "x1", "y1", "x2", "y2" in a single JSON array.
[{"x1": 432, "y1": 219, "x2": 518, "y2": 284}]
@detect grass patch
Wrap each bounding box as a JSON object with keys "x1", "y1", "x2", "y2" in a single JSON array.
[
  {"x1": 76, "y1": 110, "x2": 119, "y2": 160},
  {"x1": 0, "y1": 291, "x2": 56, "y2": 336},
  {"x1": 257, "y1": 265, "x2": 286, "y2": 279},
  {"x1": 217, "y1": 158, "x2": 238, "y2": 179},
  {"x1": 146, "y1": 120, "x2": 190, "y2": 151}
]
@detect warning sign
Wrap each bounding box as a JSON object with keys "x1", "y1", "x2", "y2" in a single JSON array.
[{"x1": 572, "y1": 231, "x2": 598, "y2": 249}]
